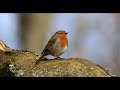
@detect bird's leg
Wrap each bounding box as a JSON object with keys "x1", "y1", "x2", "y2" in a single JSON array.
[
  {"x1": 54, "y1": 56, "x2": 65, "y2": 60},
  {"x1": 57, "y1": 56, "x2": 61, "y2": 58},
  {"x1": 54, "y1": 56, "x2": 60, "y2": 59}
]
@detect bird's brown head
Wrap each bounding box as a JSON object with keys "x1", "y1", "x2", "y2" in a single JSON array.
[{"x1": 55, "y1": 30, "x2": 68, "y2": 38}]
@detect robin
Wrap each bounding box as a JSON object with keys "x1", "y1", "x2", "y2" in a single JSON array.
[{"x1": 36, "y1": 30, "x2": 68, "y2": 64}]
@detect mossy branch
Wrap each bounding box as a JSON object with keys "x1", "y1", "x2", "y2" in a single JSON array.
[{"x1": 0, "y1": 49, "x2": 111, "y2": 77}]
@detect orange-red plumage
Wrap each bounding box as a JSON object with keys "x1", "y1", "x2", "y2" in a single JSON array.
[{"x1": 59, "y1": 33, "x2": 68, "y2": 48}]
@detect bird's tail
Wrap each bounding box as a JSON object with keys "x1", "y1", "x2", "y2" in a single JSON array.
[{"x1": 35, "y1": 54, "x2": 44, "y2": 64}]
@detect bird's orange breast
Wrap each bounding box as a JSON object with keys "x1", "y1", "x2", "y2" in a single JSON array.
[{"x1": 59, "y1": 35, "x2": 68, "y2": 48}]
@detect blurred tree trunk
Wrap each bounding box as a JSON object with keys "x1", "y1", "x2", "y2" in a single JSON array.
[
  {"x1": 20, "y1": 13, "x2": 51, "y2": 55},
  {"x1": 111, "y1": 14, "x2": 120, "y2": 75}
]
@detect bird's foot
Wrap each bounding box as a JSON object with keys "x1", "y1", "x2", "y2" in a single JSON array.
[
  {"x1": 40, "y1": 57, "x2": 49, "y2": 61},
  {"x1": 54, "y1": 57, "x2": 65, "y2": 60}
]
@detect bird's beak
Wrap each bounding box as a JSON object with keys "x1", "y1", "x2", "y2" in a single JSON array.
[{"x1": 66, "y1": 32, "x2": 68, "y2": 34}]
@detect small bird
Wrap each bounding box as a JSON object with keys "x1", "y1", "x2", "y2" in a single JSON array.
[{"x1": 36, "y1": 30, "x2": 68, "y2": 64}]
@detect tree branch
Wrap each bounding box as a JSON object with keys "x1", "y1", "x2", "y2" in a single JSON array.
[{"x1": 0, "y1": 50, "x2": 111, "y2": 77}]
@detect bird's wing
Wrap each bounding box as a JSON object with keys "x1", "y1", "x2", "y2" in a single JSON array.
[{"x1": 41, "y1": 36, "x2": 57, "y2": 55}]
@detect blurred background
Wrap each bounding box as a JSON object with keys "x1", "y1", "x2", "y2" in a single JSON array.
[{"x1": 0, "y1": 13, "x2": 120, "y2": 76}]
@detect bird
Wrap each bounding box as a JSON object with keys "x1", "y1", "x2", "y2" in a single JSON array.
[{"x1": 36, "y1": 30, "x2": 68, "y2": 64}]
